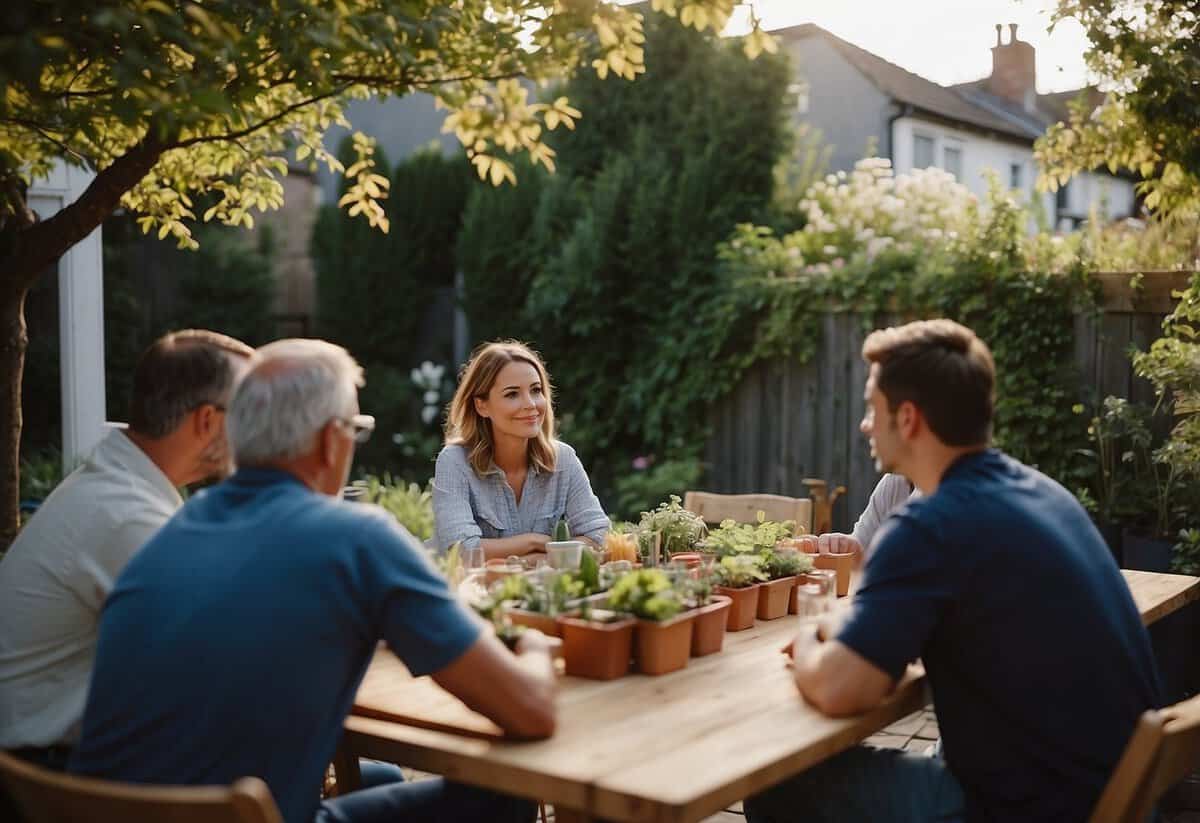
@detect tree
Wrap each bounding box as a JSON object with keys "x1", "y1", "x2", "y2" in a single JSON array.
[
  {"x1": 457, "y1": 9, "x2": 791, "y2": 502},
  {"x1": 1036, "y1": 1, "x2": 1200, "y2": 219},
  {"x1": 0, "y1": 0, "x2": 774, "y2": 545}
]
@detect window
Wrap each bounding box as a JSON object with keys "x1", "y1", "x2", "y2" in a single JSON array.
[
  {"x1": 1009, "y1": 162, "x2": 1023, "y2": 190},
  {"x1": 943, "y1": 145, "x2": 963, "y2": 180},
  {"x1": 913, "y1": 134, "x2": 935, "y2": 169},
  {"x1": 788, "y1": 80, "x2": 810, "y2": 115},
  {"x1": 1055, "y1": 180, "x2": 1071, "y2": 212}
]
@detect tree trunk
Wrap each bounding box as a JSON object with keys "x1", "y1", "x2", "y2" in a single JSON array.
[
  {"x1": 0, "y1": 287, "x2": 27, "y2": 548},
  {"x1": 0, "y1": 140, "x2": 164, "y2": 548}
]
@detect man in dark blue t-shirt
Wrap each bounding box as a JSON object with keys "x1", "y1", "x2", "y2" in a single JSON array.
[
  {"x1": 69, "y1": 340, "x2": 556, "y2": 823},
  {"x1": 745, "y1": 319, "x2": 1160, "y2": 823}
]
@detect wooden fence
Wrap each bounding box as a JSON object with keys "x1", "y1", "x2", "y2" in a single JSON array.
[{"x1": 701, "y1": 272, "x2": 1191, "y2": 532}]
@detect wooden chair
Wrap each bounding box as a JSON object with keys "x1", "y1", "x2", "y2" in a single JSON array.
[
  {"x1": 0, "y1": 750, "x2": 283, "y2": 823},
  {"x1": 1090, "y1": 692, "x2": 1200, "y2": 822},
  {"x1": 683, "y1": 491, "x2": 813, "y2": 534}
]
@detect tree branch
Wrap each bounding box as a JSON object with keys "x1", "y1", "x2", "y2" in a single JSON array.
[
  {"x1": 172, "y1": 87, "x2": 347, "y2": 149},
  {"x1": 1, "y1": 118, "x2": 97, "y2": 167},
  {"x1": 331, "y1": 68, "x2": 526, "y2": 88},
  {"x1": 0, "y1": 139, "x2": 163, "y2": 299}
]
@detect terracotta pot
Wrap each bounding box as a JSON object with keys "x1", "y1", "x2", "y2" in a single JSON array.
[
  {"x1": 713, "y1": 584, "x2": 761, "y2": 631},
  {"x1": 557, "y1": 615, "x2": 636, "y2": 680},
  {"x1": 508, "y1": 609, "x2": 562, "y2": 637},
  {"x1": 484, "y1": 559, "x2": 524, "y2": 587},
  {"x1": 757, "y1": 576, "x2": 795, "y2": 620},
  {"x1": 634, "y1": 613, "x2": 695, "y2": 675},
  {"x1": 668, "y1": 552, "x2": 703, "y2": 569},
  {"x1": 813, "y1": 550, "x2": 858, "y2": 596},
  {"x1": 689, "y1": 595, "x2": 732, "y2": 656},
  {"x1": 788, "y1": 577, "x2": 804, "y2": 614}
]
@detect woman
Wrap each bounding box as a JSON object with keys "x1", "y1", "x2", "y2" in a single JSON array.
[{"x1": 433, "y1": 341, "x2": 609, "y2": 558}]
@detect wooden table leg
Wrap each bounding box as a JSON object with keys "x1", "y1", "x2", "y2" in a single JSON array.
[{"x1": 330, "y1": 738, "x2": 363, "y2": 797}]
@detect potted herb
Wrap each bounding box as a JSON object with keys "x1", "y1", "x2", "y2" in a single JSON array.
[
  {"x1": 506, "y1": 571, "x2": 584, "y2": 637},
  {"x1": 702, "y1": 513, "x2": 795, "y2": 558},
  {"x1": 603, "y1": 525, "x2": 640, "y2": 564},
  {"x1": 637, "y1": 495, "x2": 708, "y2": 561},
  {"x1": 1121, "y1": 277, "x2": 1200, "y2": 571},
  {"x1": 607, "y1": 569, "x2": 694, "y2": 675},
  {"x1": 547, "y1": 517, "x2": 584, "y2": 570},
  {"x1": 757, "y1": 548, "x2": 814, "y2": 621},
  {"x1": 556, "y1": 601, "x2": 637, "y2": 680},
  {"x1": 471, "y1": 576, "x2": 527, "y2": 651},
  {"x1": 1077, "y1": 396, "x2": 1158, "y2": 564},
  {"x1": 711, "y1": 555, "x2": 767, "y2": 631},
  {"x1": 677, "y1": 573, "x2": 732, "y2": 657}
]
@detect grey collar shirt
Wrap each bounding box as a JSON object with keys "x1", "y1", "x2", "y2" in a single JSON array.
[
  {"x1": 0, "y1": 430, "x2": 182, "y2": 747},
  {"x1": 432, "y1": 441, "x2": 609, "y2": 552}
]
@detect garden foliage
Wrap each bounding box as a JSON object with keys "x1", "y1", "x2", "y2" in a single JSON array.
[
  {"x1": 455, "y1": 11, "x2": 792, "y2": 511},
  {"x1": 313, "y1": 145, "x2": 469, "y2": 476}
]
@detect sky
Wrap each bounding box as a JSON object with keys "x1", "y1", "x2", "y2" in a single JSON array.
[{"x1": 721, "y1": 0, "x2": 1095, "y2": 94}]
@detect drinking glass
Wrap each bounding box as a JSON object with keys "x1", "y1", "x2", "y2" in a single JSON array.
[
  {"x1": 794, "y1": 572, "x2": 835, "y2": 618},
  {"x1": 637, "y1": 530, "x2": 662, "y2": 567},
  {"x1": 812, "y1": 568, "x2": 837, "y2": 606},
  {"x1": 462, "y1": 545, "x2": 485, "y2": 572}
]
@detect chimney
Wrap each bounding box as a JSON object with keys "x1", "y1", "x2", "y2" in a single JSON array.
[{"x1": 987, "y1": 22, "x2": 1036, "y2": 111}]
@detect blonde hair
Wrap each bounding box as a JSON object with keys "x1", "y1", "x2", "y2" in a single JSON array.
[{"x1": 445, "y1": 341, "x2": 558, "y2": 475}]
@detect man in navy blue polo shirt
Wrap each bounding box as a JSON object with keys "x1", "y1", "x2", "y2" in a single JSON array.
[
  {"x1": 745, "y1": 319, "x2": 1160, "y2": 823},
  {"x1": 70, "y1": 339, "x2": 555, "y2": 823}
]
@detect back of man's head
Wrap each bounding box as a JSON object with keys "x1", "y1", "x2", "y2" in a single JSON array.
[
  {"x1": 130, "y1": 330, "x2": 255, "y2": 438},
  {"x1": 862, "y1": 319, "x2": 995, "y2": 446},
  {"x1": 227, "y1": 339, "x2": 364, "y2": 467}
]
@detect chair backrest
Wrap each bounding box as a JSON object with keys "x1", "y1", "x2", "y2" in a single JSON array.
[
  {"x1": 1090, "y1": 692, "x2": 1200, "y2": 823},
  {"x1": 682, "y1": 491, "x2": 813, "y2": 534},
  {"x1": 0, "y1": 750, "x2": 283, "y2": 823}
]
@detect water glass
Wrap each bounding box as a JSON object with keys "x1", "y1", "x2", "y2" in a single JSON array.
[
  {"x1": 637, "y1": 530, "x2": 662, "y2": 567},
  {"x1": 794, "y1": 572, "x2": 835, "y2": 618},
  {"x1": 810, "y1": 568, "x2": 838, "y2": 605},
  {"x1": 462, "y1": 544, "x2": 485, "y2": 572}
]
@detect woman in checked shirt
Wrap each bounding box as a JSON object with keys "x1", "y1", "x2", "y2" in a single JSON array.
[{"x1": 432, "y1": 340, "x2": 609, "y2": 558}]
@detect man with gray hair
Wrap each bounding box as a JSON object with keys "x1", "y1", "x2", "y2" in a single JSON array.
[
  {"x1": 0, "y1": 329, "x2": 254, "y2": 768},
  {"x1": 70, "y1": 339, "x2": 554, "y2": 823}
]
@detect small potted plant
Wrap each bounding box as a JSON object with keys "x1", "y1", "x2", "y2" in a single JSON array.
[
  {"x1": 607, "y1": 569, "x2": 694, "y2": 675},
  {"x1": 603, "y1": 525, "x2": 640, "y2": 564},
  {"x1": 471, "y1": 577, "x2": 528, "y2": 651},
  {"x1": 638, "y1": 495, "x2": 708, "y2": 562},
  {"x1": 556, "y1": 601, "x2": 637, "y2": 680},
  {"x1": 547, "y1": 517, "x2": 584, "y2": 570},
  {"x1": 702, "y1": 512, "x2": 795, "y2": 558},
  {"x1": 677, "y1": 572, "x2": 731, "y2": 657},
  {"x1": 485, "y1": 555, "x2": 526, "y2": 587},
  {"x1": 711, "y1": 554, "x2": 767, "y2": 631},
  {"x1": 758, "y1": 547, "x2": 813, "y2": 620},
  {"x1": 506, "y1": 571, "x2": 584, "y2": 637}
]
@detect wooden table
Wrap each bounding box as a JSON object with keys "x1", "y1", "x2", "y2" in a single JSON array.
[{"x1": 337, "y1": 569, "x2": 1200, "y2": 823}]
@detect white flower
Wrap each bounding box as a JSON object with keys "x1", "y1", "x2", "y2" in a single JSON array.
[
  {"x1": 423, "y1": 390, "x2": 439, "y2": 405},
  {"x1": 421, "y1": 405, "x2": 439, "y2": 425}
]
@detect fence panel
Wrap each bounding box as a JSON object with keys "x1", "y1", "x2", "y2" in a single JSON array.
[{"x1": 702, "y1": 299, "x2": 1174, "y2": 533}]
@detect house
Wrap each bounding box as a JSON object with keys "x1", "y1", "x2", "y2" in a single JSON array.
[{"x1": 773, "y1": 22, "x2": 1137, "y2": 229}]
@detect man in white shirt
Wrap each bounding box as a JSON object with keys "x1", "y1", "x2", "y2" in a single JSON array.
[
  {"x1": 0, "y1": 329, "x2": 254, "y2": 766},
  {"x1": 812, "y1": 474, "x2": 917, "y2": 559}
]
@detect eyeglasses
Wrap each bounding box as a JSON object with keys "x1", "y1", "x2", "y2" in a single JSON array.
[{"x1": 334, "y1": 413, "x2": 375, "y2": 444}]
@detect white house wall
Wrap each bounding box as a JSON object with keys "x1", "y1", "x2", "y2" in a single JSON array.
[{"x1": 892, "y1": 115, "x2": 1134, "y2": 228}]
